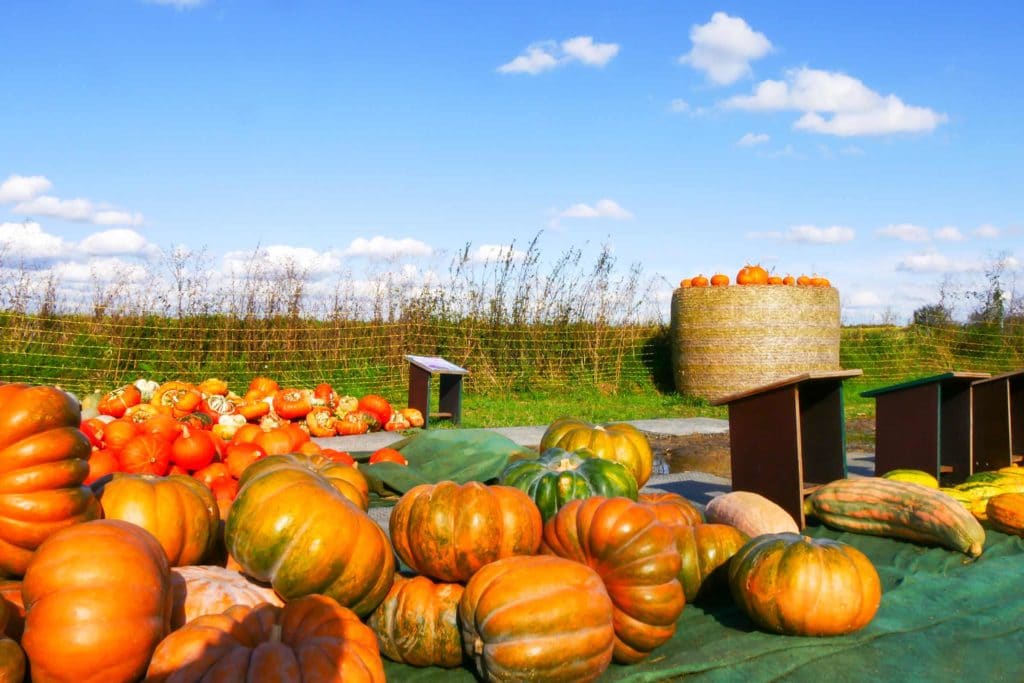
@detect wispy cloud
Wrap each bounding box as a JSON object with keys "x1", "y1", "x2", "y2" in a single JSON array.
[
  {"x1": 339, "y1": 236, "x2": 434, "y2": 259},
  {"x1": 877, "y1": 223, "x2": 930, "y2": 242},
  {"x1": 748, "y1": 224, "x2": 855, "y2": 244},
  {"x1": 934, "y1": 226, "x2": 965, "y2": 242},
  {"x1": 468, "y1": 244, "x2": 528, "y2": 263},
  {"x1": 679, "y1": 12, "x2": 772, "y2": 85},
  {"x1": 736, "y1": 132, "x2": 769, "y2": 147},
  {"x1": 498, "y1": 36, "x2": 619, "y2": 75},
  {"x1": 723, "y1": 67, "x2": 947, "y2": 136},
  {"x1": 2, "y1": 174, "x2": 144, "y2": 227},
  {"x1": 669, "y1": 99, "x2": 690, "y2": 113},
  {"x1": 558, "y1": 199, "x2": 633, "y2": 220},
  {"x1": 79, "y1": 229, "x2": 160, "y2": 257},
  {"x1": 974, "y1": 224, "x2": 1000, "y2": 238},
  {"x1": 223, "y1": 245, "x2": 342, "y2": 280}
]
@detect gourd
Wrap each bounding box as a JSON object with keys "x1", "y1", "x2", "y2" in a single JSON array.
[
  {"x1": 0, "y1": 383, "x2": 101, "y2": 576},
  {"x1": 541, "y1": 496, "x2": 684, "y2": 664},
  {"x1": 986, "y1": 492, "x2": 1024, "y2": 537},
  {"x1": 390, "y1": 481, "x2": 542, "y2": 583},
  {"x1": 226, "y1": 461, "x2": 394, "y2": 616},
  {"x1": 93, "y1": 473, "x2": 220, "y2": 566},
  {"x1": 673, "y1": 523, "x2": 748, "y2": 602},
  {"x1": 499, "y1": 447, "x2": 638, "y2": 521},
  {"x1": 704, "y1": 490, "x2": 799, "y2": 537},
  {"x1": 368, "y1": 573, "x2": 464, "y2": 668},
  {"x1": 459, "y1": 555, "x2": 614, "y2": 683},
  {"x1": 540, "y1": 418, "x2": 653, "y2": 487},
  {"x1": 805, "y1": 478, "x2": 986, "y2": 557},
  {"x1": 146, "y1": 595, "x2": 385, "y2": 683},
  {"x1": 21, "y1": 519, "x2": 172, "y2": 683},
  {"x1": 729, "y1": 533, "x2": 881, "y2": 636}
]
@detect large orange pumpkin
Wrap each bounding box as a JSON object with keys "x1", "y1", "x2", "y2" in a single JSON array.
[
  {"x1": 542, "y1": 496, "x2": 684, "y2": 664},
  {"x1": 226, "y1": 462, "x2": 394, "y2": 616},
  {"x1": 389, "y1": 481, "x2": 542, "y2": 583},
  {"x1": 146, "y1": 595, "x2": 384, "y2": 682},
  {"x1": 0, "y1": 383, "x2": 101, "y2": 576},
  {"x1": 540, "y1": 418, "x2": 654, "y2": 487},
  {"x1": 21, "y1": 519, "x2": 172, "y2": 683},
  {"x1": 93, "y1": 473, "x2": 220, "y2": 566},
  {"x1": 728, "y1": 533, "x2": 882, "y2": 636},
  {"x1": 459, "y1": 554, "x2": 615, "y2": 682},
  {"x1": 368, "y1": 573, "x2": 465, "y2": 668},
  {"x1": 239, "y1": 453, "x2": 370, "y2": 511}
]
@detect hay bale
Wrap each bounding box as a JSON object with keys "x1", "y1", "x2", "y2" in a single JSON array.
[{"x1": 670, "y1": 286, "x2": 840, "y2": 401}]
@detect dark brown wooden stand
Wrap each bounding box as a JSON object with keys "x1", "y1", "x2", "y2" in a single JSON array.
[
  {"x1": 711, "y1": 369, "x2": 863, "y2": 529},
  {"x1": 972, "y1": 370, "x2": 1024, "y2": 471},
  {"x1": 405, "y1": 355, "x2": 469, "y2": 429},
  {"x1": 861, "y1": 371, "x2": 990, "y2": 484}
]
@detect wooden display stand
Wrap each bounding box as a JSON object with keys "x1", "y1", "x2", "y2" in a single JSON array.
[
  {"x1": 405, "y1": 355, "x2": 469, "y2": 429},
  {"x1": 711, "y1": 369, "x2": 863, "y2": 529},
  {"x1": 861, "y1": 371, "x2": 990, "y2": 484},
  {"x1": 971, "y1": 370, "x2": 1024, "y2": 471}
]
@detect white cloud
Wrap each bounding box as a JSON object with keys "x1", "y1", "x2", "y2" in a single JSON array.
[
  {"x1": 52, "y1": 257, "x2": 150, "y2": 284},
  {"x1": 14, "y1": 196, "x2": 94, "y2": 222},
  {"x1": 724, "y1": 67, "x2": 947, "y2": 137},
  {"x1": 896, "y1": 249, "x2": 983, "y2": 273},
  {"x1": 877, "y1": 223, "x2": 930, "y2": 242},
  {"x1": 974, "y1": 224, "x2": 1000, "y2": 238},
  {"x1": 846, "y1": 291, "x2": 882, "y2": 308},
  {"x1": 679, "y1": 12, "x2": 772, "y2": 85},
  {"x1": 785, "y1": 224, "x2": 855, "y2": 244},
  {"x1": 340, "y1": 236, "x2": 434, "y2": 259},
  {"x1": 79, "y1": 229, "x2": 159, "y2": 257},
  {"x1": 561, "y1": 36, "x2": 619, "y2": 67},
  {"x1": 0, "y1": 175, "x2": 52, "y2": 203},
  {"x1": 469, "y1": 244, "x2": 528, "y2": 264},
  {"x1": 498, "y1": 36, "x2": 619, "y2": 74},
  {"x1": 93, "y1": 209, "x2": 145, "y2": 226},
  {"x1": 841, "y1": 145, "x2": 865, "y2": 156},
  {"x1": 933, "y1": 226, "x2": 964, "y2": 242},
  {"x1": 223, "y1": 245, "x2": 342, "y2": 280},
  {"x1": 0, "y1": 220, "x2": 68, "y2": 260},
  {"x1": 669, "y1": 99, "x2": 690, "y2": 113},
  {"x1": 558, "y1": 198, "x2": 633, "y2": 220},
  {"x1": 736, "y1": 132, "x2": 770, "y2": 147}
]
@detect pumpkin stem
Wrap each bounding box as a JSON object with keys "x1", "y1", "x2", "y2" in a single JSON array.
[
  {"x1": 270, "y1": 623, "x2": 283, "y2": 643},
  {"x1": 474, "y1": 637, "x2": 484, "y2": 656},
  {"x1": 555, "y1": 458, "x2": 577, "y2": 472}
]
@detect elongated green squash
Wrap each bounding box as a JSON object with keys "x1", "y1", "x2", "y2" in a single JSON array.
[{"x1": 805, "y1": 478, "x2": 985, "y2": 557}]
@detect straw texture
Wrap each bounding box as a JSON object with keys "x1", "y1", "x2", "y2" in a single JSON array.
[{"x1": 670, "y1": 286, "x2": 841, "y2": 401}]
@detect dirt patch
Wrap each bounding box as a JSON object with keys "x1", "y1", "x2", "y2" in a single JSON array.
[{"x1": 646, "y1": 419, "x2": 876, "y2": 478}]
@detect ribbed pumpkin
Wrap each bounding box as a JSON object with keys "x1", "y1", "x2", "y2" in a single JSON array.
[
  {"x1": 226, "y1": 462, "x2": 394, "y2": 616},
  {"x1": 673, "y1": 523, "x2": 748, "y2": 602},
  {"x1": 0, "y1": 383, "x2": 101, "y2": 576},
  {"x1": 238, "y1": 452, "x2": 370, "y2": 511},
  {"x1": 986, "y1": 492, "x2": 1024, "y2": 536},
  {"x1": 499, "y1": 447, "x2": 638, "y2": 521},
  {"x1": 0, "y1": 598, "x2": 25, "y2": 683},
  {"x1": 638, "y1": 490, "x2": 704, "y2": 528},
  {"x1": 542, "y1": 496, "x2": 684, "y2": 663},
  {"x1": 390, "y1": 481, "x2": 542, "y2": 583},
  {"x1": 368, "y1": 573, "x2": 465, "y2": 668},
  {"x1": 169, "y1": 565, "x2": 283, "y2": 629},
  {"x1": 93, "y1": 473, "x2": 220, "y2": 566},
  {"x1": 459, "y1": 555, "x2": 615, "y2": 683},
  {"x1": 21, "y1": 519, "x2": 172, "y2": 683},
  {"x1": 729, "y1": 533, "x2": 881, "y2": 636},
  {"x1": 540, "y1": 418, "x2": 653, "y2": 487},
  {"x1": 146, "y1": 595, "x2": 385, "y2": 683}
]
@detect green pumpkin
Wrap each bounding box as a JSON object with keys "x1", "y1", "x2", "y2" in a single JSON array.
[{"x1": 499, "y1": 447, "x2": 638, "y2": 521}]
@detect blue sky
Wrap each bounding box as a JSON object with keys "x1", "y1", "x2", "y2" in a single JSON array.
[{"x1": 1, "y1": 1, "x2": 1021, "y2": 323}]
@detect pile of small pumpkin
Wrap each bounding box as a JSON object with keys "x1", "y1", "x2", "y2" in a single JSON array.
[
  {"x1": 681, "y1": 264, "x2": 831, "y2": 288},
  {"x1": 0, "y1": 386, "x2": 890, "y2": 682},
  {"x1": 75, "y1": 376, "x2": 417, "y2": 515}
]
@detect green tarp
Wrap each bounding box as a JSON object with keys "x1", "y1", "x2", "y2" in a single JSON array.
[{"x1": 382, "y1": 524, "x2": 1024, "y2": 681}]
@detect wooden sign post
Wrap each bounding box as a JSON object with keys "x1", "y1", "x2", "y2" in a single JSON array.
[{"x1": 405, "y1": 355, "x2": 469, "y2": 429}]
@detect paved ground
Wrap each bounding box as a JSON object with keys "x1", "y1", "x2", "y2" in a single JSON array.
[{"x1": 324, "y1": 417, "x2": 877, "y2": 532}]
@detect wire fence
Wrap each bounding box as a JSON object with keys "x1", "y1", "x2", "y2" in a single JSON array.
[{"x1": 1, "y1": 310, "x2": 1022, "y2": 399}]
